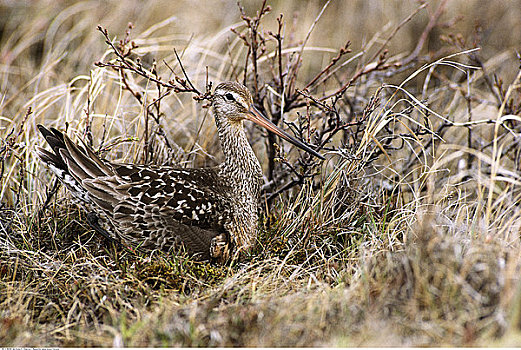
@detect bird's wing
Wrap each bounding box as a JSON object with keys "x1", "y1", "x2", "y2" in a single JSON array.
[
  {"x1": 83, "y1": 165, "x2": 234, "y2": 257},
  {"x1": 86, "y1": 165, "x2": 234, "y2": 229},
  {"x1": 37, "y1": 125, "x2": 232, "y2": 256}
]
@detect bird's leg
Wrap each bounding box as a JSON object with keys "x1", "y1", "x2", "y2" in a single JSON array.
[{"x1": 210, "y1": 232, "x2": 233, "y2": 264}]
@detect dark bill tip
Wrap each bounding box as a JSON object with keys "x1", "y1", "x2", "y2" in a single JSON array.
[{"x1": 247, "y1": 106, "x2": 325, "y2": 160}]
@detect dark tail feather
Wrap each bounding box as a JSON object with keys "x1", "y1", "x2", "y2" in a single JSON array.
[
  {"x1": 36, "y1": 147, "x2": 62, "y2": 167},
  {"x1": 78, "y1": 137, "x2": 113, "y2": 175},
  {"x1": 37, "y1": 124, "x2": 99, "y2": 203},
  {"x1": 62, "y1": 134, "x2": 108, "y2": 179},
  {"x1": 37, "y1": 124, "x2": 114, "y2": 181},
  {"x1": 36, "y1": 125, "x2": 68, "y2": 169}
]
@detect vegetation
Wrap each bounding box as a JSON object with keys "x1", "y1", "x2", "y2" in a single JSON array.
[{"x1": 1, "y1": 0, "x2": 521, "y2": 346}]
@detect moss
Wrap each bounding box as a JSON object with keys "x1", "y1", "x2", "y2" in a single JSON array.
[{"x1": 133, "y1": 256, "x2": 226, "y2": 293}]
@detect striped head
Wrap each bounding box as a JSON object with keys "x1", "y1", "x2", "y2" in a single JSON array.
[{"x1": 212, "y1": 82, "x2": 254, "y2": 123}]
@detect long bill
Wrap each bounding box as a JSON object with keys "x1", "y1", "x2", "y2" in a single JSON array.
[{"x1": 247, "y1": 106, "x2": 325, "y2": 160}]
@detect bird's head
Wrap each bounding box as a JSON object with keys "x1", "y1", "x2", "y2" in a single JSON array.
[
  {"x1": 212, "y1": 81, "x2": 253, "y2": 123},
  {"x1": 212, "y1": 81, "x2": 324, "y2": 160}
]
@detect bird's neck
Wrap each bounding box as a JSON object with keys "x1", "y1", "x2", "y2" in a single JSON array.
[{"x1": 214, "y1": 112, "x2": 262, "y2": 199}]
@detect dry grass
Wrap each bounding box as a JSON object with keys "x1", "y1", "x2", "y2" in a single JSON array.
[{"x1": 1, "y1": 0, "x2": 521, "y2": 346}]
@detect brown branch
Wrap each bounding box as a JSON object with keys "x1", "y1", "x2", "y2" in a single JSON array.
[
  {"x1": 173, "y1": 48, "x2": 202, "y2": 96},
  {"x1": 95, "y1": 25, "x2": 211, "y2": 101},
  {"x1": 304, "y1": 40, "x2": 351, "y2": 91},
  {"x1": 287, "y1": 0, "x2": 332, "y2": 95},
  {"x1": 326, "y1": 2, "x2": 428, "y2": 99},
  {"x1": 401, "y1": 0, "x2": 448, "y2": 66}
]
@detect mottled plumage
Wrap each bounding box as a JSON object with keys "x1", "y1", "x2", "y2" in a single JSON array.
[{"x1": 37, "y1": 82, "x2": 323, "y2": 262}]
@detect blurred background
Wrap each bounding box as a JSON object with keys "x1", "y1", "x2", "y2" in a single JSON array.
[
  {"x1": 1, "y1": 0, "x2": 519, "y2": 72},
  {"x1": 1, "y1": 0, "x2": 520, "y2": 122}
]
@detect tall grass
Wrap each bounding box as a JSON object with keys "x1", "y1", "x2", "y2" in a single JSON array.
[{"x1": 1, "y1": 0, "x2": 521, "y2": 346}]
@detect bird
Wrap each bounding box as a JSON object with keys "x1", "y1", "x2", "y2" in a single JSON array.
[{"x1": 36, "y1": 81, "x2": 324, "y2": 263}]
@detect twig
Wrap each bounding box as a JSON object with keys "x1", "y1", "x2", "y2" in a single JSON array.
[
  {"x1": 326, "y1": 1, "x2": 428, "y2": 99},
  {"x1": 287, "y1": 0, "x2": 332, "y2": 94},
  {"x1": 304, "y1": 40, "x2": 351, "y2": 91},
  {"x1": 173, "y1": 48, "x2": 202, "y2": 96},
  {"x1": 401, "y1": 0, "x2": 448, "y2": 66},
  {"x1": 38, "y1": 178, "x2": 61, "y2": 216}
]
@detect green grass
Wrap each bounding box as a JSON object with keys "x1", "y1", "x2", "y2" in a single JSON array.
[{"x1": 1, "y1": 0, "x2": 521, "y2": 346}]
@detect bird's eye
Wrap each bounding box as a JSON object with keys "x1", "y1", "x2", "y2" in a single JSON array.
[{"x1": 224, "y1": 93, "x2": 235, "y2": 101}]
